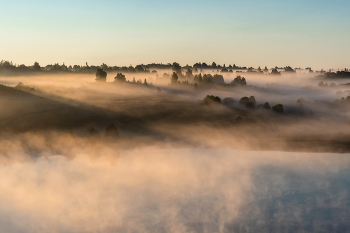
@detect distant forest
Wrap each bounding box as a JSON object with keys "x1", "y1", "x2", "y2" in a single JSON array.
[
  {"x1": 0, "y1": 60, "x2": 249, "y2": 75},
  {"x1": 0, "y1": 60, "x2": 349, "y2": 79}
]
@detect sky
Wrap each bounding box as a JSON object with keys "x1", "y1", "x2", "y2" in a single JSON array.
[{"x1": 1, "y1": 0, "x2": 349, "y2": 69}]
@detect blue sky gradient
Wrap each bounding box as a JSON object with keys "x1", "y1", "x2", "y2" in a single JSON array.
[{"x1": 1, "y1": 0, "x2": 349, "y2": 69}]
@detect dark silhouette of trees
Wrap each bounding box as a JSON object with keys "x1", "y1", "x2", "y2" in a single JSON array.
[
  {"x1": 170, "y1": 72, "x2": 179, "y2": 84},
  {"x1": 88, "y1": 127, "x2": 101, "y2": 139},
  {"x1": 114, "y1": 73, "x2": 126, "y2": 82},
  {"x1": 202, "y1": 74, "x2": 214, "y2": 84},
  {"x1": 232, "y1": 76, "x2": 247, "y2": 86},
  {"x1": 245, "y1": 102, "x2": 255, "y2": 109},
  {"x1": 239, "y1": 96, "x2": 256, "y2": 109},
  {"x1": 185, "y1": 69, "x2": 194, "y2": 79},
  {"x1": 128, "y1": 66, "x2": 136, "y2": 72},
  {"x1": 271, "y1": 68, "x2": 281, "y2": 75},
  {"x1": 204, "y1": 95, "x2": 221, "y2": 105},
  {"x1": 194, "y1": 73, "x2": 203, "y2": 83},
  {"x1": 306, "y1": 67, "x2": 313, "y2": 73},
  {"x1": 14, "y1": 82, "x2": 35, "y2": 91},
  {"x1": 264, "y1": 66, "x2": 268, "y2": 72},
  {"x1": 320, "y1": 70, "x2": 350, "y2": 79},
  {"x1": 201, "y1": 63, "x2": 209, "y2": 68},
  {"x1": 297, "y1": 98, "x2": 305, "y2": 105},
  {"x1": 193, "y1": 62, "x2": 201, "y2": 69},
  {"x1": 284, "y1": 66, "x2": 295, "y2": 72},
  {"x1": 212, "y1": 74, "x2": 224, "y2": 84},
  {"x1": 249, "y1": 96, "x2": 256, "y2": 106},
  {"x1": 263, "y1": 102, "x2": 271, "y2": 109},
  {"x1": 144, "y1": 79, "x2": 148, "y2": 85},
  {"x1": 105, "y1": 124, "x2": 119, "y2": 139},
  {"x1": 135, "y1": 65, "x2": 144, "y2": 72},
  {"x1": 222, "y1": 97, "x2": 235, "y2": 107},
  {"x1": 172, "y1": 62, "x2": 182, "y2": 75},
  {"x1": 95, "y1": 68, "x2": 107, "y2": 82},
  {"x1": 211, "y1": 62, "x2": 217, "y2": 68},
  {"x1": 272, "y1": 104, "x2": 284, "y2": 113},
  {"x1": 33, "y1": 62, "x2": 41, "y2": 71},
  {"x1": 318, "y1": 81, "x2": 328, "y2": 87},
  {"x1": 239, "y1": 97, "x2": 250, "y2": 106}
]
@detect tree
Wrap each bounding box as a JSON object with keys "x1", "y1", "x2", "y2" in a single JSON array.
[
  {"x1": 232, "y1": 76, "x2": 247, "y2": 86},
  {"x1": 202, "y1": 74, "x2": 214, "y2": 84},
  {"x1": 264, "y1": 66, "x2": 268, "y2": 72},
  {"x1": 194, "y1": 83, "x2": 198, "y2": 89},
  {"x1": 88, "y1": 127, "x2": 101, "y2": 139},
  {"x1": 144, "y1": 79, "x2": 148, "y2": 85},
  {"x1": 104, "y1": 124, "x2": 119, "y2": 139},
  {"x1": 135, "y1": 65, "x2": 144, "y2": 72},
  {"x1": 172, "y1": 62, "x2": 182, "y2": 74},
  {"x1": 284, "y1": 66, "x2": 295, "y2": 72},
  {"x1": 211, "y1": 62, "x2": 217, "y2": 68},
  {"x1": 249, "y1": 96, "x2": 256, "y2": 106},
  {"x1": 95, "y1": 68, "x2": 107, "y2": 82},
  {"x1": 194, "y1": 73, "x2": 203, "y2": 83},
  {"x1": 318, "y1": 81, "x2": 328, "y2": 87},
  {"x1": 212, "y1": 74, "x2": 224, "y2": 84},
  {"x1": 204, "y1": 95, "x2": 221, "y2": 105},
  {"x1": 114, "y1": 73, "x2": 126, "y2": 82},
  {"x1": 33, "y1": 62, "x2": 41, "y2": 71},
  {"x1": 263, "y1": 102, "x2": 271, "y2": 109},
  {"x1": 246, "y1": 102, "x2": 255, "y2": 109},
  {"x1": 296, "y1": 98, "x2": 305, "y2": 105},
  {"x1": 271, "y1": 68, "x2": 281, "y2": 75},
  {"x1": 239, "y1": 97, "x2": 250, "y2": 106},
  {"x1": 222, "y1": 97, "x2": 235, "y2": 107},
  {"x1": 272, "y1": 104, "x2": 284, "y2": 113},
  {"x1": 170, "y1": 72, "x2": 179, "y2": 84},
  {"x1": 185, "y1": 69, "x2": 194, "y2": 78}
]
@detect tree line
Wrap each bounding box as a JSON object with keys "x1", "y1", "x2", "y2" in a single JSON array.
[{"x1": 1, "y1": 60, "x2": 324, "y2": 76}]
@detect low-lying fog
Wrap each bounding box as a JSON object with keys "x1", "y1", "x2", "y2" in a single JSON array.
[
  {"x1": 1, "y1": 148, "x2": 349, "y2": 233},
  {"x1": 1, "y1": 69, "x2": 350, "y2": 232}
]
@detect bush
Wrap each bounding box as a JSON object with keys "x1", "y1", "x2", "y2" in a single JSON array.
[
  {"x1": 249, "y1": 96, "x2": 256, "y2": 105},
  {"x1": 95, "y1": 68, "x2": 107, "y2": 82},
  {"x1": 88, "y1": 127, "x2": 100, "y2": 139},
  {"x1": 239, "y1": 97, "x2": 250, "y2": 106},
  {"x1": 245, "y1": 102, "x2": 255, "y2": 109},
  {"x1": 204, "y1": 95, "x2": 221, "y2": 105},
  {"x1": 105, "y1": 124, "x2": 120, "y2": 139},
  {"x1": 222, "y1": 97, "x2": 235, "y2": 107},
  {"x1": 272, "y1": 104, "x2": 284, "y2": 113},
  {"x1": 263, "y1": 102, "x2": 271, "y2": 109},
  {"x1": 114, "y1": 73, "x2": 126, "y2": 82}
]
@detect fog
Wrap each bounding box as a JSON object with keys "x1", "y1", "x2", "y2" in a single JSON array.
[
  {"x1": 1, "y1": 69, "x2": 350, "y2": 232},
  {"x1": 0, "y1": 148, "x2": 349, "y2": 233}
]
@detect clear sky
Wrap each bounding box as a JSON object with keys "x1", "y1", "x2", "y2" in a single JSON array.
[{"x1": 1, "y1": 0, "x2": 349, "y2": 69}]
